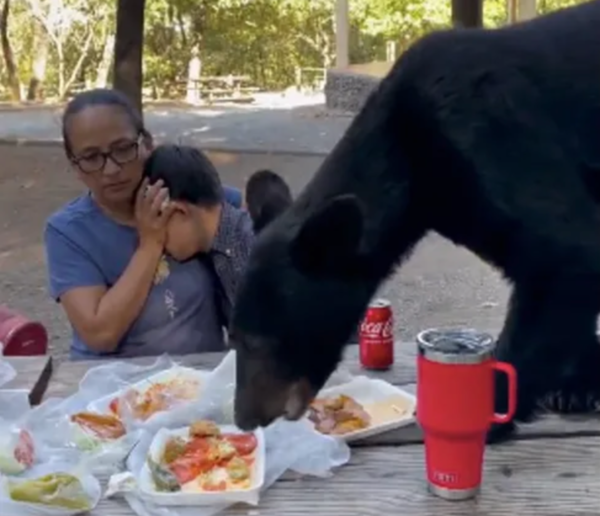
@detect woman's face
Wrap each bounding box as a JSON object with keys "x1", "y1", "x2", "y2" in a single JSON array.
[{"x1": 65, "y1": 105, "x2": 152, "y2": 207}]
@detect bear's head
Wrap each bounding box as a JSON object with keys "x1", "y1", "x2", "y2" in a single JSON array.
[{"x1": 230, "y1": 194, "x2": 379, "y2": 430}]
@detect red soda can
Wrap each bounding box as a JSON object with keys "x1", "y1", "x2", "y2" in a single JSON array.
[{"x1": 359, "y1": 298, "x2": 394, "y2": 370}]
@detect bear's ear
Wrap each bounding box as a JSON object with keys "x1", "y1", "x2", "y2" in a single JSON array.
[{"x1": 290, "y1": 194, "x2": 364, "y2": 278}]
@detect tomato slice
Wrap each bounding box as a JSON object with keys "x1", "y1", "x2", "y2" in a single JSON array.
[
  {"x1": 168, "y1": 438, "x2": 218, "y2": 482},
  {"x1": 14, "y1": 430, "x2": 34, "y2": 467},
  {"x1": 169, "y1": 456, "x2": 204, "y2": 484},
  {"x1": 109, "y1": 398, "x2": 120, "y2": 415},
  {"x1": 222, "y1": 433, "x2": 257, "y2": 456},
  {"x1": 184, "y1": 437, "x2": 213, "y2": 462}
]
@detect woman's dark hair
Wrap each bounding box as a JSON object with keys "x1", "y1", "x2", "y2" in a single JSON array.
[
  {"x1": 245, "y1": 169, "x2": 293, "y2": 233},
  {"x1": 61, "y1": 88, "x2": 150, "y2": 157},
  {"x1": 143, "y1": 144, "x2": 223, "y2": 206}
]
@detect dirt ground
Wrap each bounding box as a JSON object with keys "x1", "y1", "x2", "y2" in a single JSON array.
[{"x1": 0, "y1": 144, "x2": 325, "y2": 363}]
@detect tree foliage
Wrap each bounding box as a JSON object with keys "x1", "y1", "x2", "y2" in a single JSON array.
[{"x1": 0, "y1": 0, "x2": 587, "y2": 101}]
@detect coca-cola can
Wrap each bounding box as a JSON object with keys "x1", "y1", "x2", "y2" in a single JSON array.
[{"x1": 359, "y1": 298, "x2": 394, "y2": 370}]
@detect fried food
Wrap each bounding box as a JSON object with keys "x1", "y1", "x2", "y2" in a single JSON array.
[
  {"x1": 308, "y1": 394, "x2": 371, "y2": 435},
  {"x1": 162, "y1": 436, "x2": 187, "y2": 464},
  {"x1": 189, "y1": 420, "x2": 220, "y2": 438},
  {"x1": 71, "y1": 412, "x2": 126, "y2": 440}
]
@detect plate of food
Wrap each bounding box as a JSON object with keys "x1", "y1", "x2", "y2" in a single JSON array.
[
  {"x1": 307, "y1": 376, "x2": 416, "y2": 442},
  {"x1": 87, "y1": 366, "x2": 209, "y2": 422},
  {"x1": 137, "y1": 420, "x2": 265, "y2": 506}
]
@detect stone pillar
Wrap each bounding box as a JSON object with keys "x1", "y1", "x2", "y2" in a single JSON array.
[{"x1": 335, "y1": 0, "x2": 349, "y2": 68}]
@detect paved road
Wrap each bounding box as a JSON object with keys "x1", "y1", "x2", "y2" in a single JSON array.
[
  {"x1": 0, "y1": 101, "x2": 352, "y2": 155},
  {"x1": 0, "y1": 146, "x2": 509, "y2": 364}
]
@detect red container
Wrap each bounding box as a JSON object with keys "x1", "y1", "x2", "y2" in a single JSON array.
[
  {"x1": 359, "y1": 298, "x2": 394, "y2": 370},
  {"x1": 0, "y1": 306, "x2": 48, "y2": 357},
  {"x1": 416, "y1": 328, "x2": 517, "y2": 501}
]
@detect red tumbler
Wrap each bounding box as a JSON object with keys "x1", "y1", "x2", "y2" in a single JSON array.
[{"x1": 416, "y1": 328, "x2": 517, "y2": 501}]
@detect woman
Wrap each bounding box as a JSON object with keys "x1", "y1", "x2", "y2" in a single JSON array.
[{"x1": 45, "y1": 88, "x2": 242, "y2": 360}]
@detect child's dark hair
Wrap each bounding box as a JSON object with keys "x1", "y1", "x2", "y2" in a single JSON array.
[
  {"x1": 245, "y1": 169, "x2": 293, "y2": 233},
  {"x1": 61, "y1": 88, "x2": 150, "y2": 158},
  {"x1": 143, "y1": 144, "x2": 223, "y2": 206}
]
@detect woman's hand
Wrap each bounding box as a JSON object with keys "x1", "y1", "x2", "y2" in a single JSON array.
[{"x1": 135, "y1": 178, "x2": 174, "y2": 248}]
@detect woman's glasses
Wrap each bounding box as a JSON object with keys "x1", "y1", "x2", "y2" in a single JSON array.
[{"x1": 71, "y1": 138, "x2": 141, "y2": 174}]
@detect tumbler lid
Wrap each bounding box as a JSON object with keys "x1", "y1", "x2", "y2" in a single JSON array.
[{"x1": 416, "y1": 328, "x2": 495, "y2": 364}]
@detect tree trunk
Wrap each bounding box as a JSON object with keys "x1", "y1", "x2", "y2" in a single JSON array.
[
  {"x1": 26, "y1": 19, "x2": 48, "y2": 100},
  {"x1": 60, "y1": 28, "x2": 94, "y2": 99},
  {"x1": 451, "y1": 0, "x2": 483, "y2": 28},
  {"x1": 56, "y1": 43, "x2": 65, "y2": 98},
  {"x1": 96, "y1": 32, "x2": 114, "y2": 88},
  {"x1": 113, "y1": 0, "x2": 145, "y2": 112},
  {"x1": 0, "y1": 0, "x2": 20, "y2": 100}
]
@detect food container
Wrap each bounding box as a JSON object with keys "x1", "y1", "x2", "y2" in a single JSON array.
[
  {"x1": 309, "y1": 376, "x2": 416, "y2": 442},
  {"x1": 87, "y1": 366, "x2": 210, "y2": 418},
  {"x1": 137, "y1": 424, "x2": 265, "y2": 507}
]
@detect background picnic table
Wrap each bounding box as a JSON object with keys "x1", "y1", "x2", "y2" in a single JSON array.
[
  {"x1": 177, "y1": 75, "x2": 260, "y2": 104},
  {"x1": 32, "y1": 342, "x2": 600, "y2": 515}
]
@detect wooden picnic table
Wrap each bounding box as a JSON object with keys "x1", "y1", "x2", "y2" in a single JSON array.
[
  {"x1": 41, "y1": 343, "x2": 600, "y2": 515},
  {"x1": 178, "y1": 75, "x2": 259, "y2": 104},
  {"x1": 3, "y1": 355, "x2": 53, "y2": 405}
]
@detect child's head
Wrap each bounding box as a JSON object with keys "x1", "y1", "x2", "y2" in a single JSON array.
[
  {"x1": 245, "y1": 169, "x2": 292, "y2": 233},
  {"x1": 143, "y1": 144, "x2": 223, "y2": 260}
]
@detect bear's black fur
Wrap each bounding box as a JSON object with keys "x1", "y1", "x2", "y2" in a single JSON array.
[
  {"x1": 245, "y1": 169, "x2": 293, "y2": 234},
  {"x1": 230, "y1": 1, "x2": 600, "y2": 441}
]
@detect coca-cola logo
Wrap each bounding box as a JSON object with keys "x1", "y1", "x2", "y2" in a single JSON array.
[{"x1": 361, "y1": 318, "x2": 393, "y2": 338}]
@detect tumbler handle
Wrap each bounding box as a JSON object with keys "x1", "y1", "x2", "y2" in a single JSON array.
[{"x1": 491, "y1": 361, "x2": 517, "y2": 424}]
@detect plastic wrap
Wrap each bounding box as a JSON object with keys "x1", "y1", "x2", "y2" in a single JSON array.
[
  {"x1": 0, "y1": 359, "x2": 16, "y2": 387},
  {"x1": 0, "y1": 459, "x2": 101, "y2": 515},
  {"x1": 106, "y1": 351, "x2": 351, "y2": 516},
  {"x1": 0, "y1": 389, "x2": 36, "y2": 474},
  {"x1": 29, "y1": 355, "x2": 196, "y2": 475}
]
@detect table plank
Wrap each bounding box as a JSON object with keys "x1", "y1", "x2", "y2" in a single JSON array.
[
  {"x1": 95, "y1": 436, "x2": 600, "y2": 515},
  {"x1": 3, "y1": 356, "x2": 53, "y2": 405}
]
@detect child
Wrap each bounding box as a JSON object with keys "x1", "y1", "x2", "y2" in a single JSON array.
[
  {"x1": 244, "y1": 169, "x2": 293, "y2": 233},
  {"x1": 142, "y1": 144, "x2": 255, "y2": 330}
]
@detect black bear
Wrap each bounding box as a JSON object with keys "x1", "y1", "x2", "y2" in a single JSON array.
[
  {"x1": 230, "y1": 0, "x2": 600, "y2": 442},
  {"x1": 244, "y1": 169, "x2": 293, "y2": 233}
]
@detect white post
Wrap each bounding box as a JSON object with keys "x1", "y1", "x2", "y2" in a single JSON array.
[
  {"x1": 518, "y1": 0, "x2": 537, "y2": 21},
  {"x1": 335, "y1": 0, "x2": 349, "y2": 69},
  {"x1": 507, "y1": 0, "x2": 517, "y2": 24},
  {"x1": 186, "y1": 46, "x2": 202, "y2": 104}
]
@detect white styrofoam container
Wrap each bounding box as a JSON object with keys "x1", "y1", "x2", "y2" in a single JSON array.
[
  {"x1": 312, "y1": 376, "x2": 417, "y2": 443},
  {"x1": 86, "y1": 366, "x2": 210, "y2": 417},
  {"x1": 137, "y1": 425, "x2": 265, "y2": 507}
]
